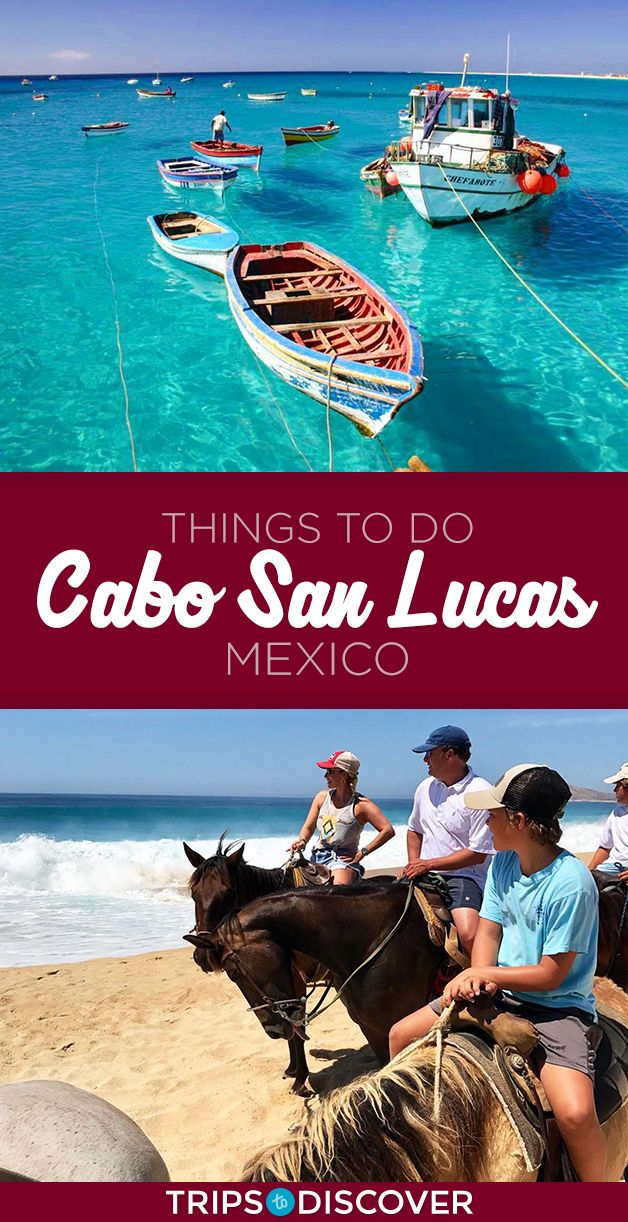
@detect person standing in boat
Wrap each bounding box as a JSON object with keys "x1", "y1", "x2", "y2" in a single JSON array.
[
  {"x1": 211, "y1": 110, "x2": 232, "y2": 143},
  {"x1": 289, "y1": 750, "x2": 394, "y2": 883}
]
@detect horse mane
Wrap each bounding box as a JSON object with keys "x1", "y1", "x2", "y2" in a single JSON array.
[
  {"x1": 241, "y1": 1038, "x2": 495, "y2": 1181},
  {"x1": 189, "y1": 832, "x2": 286, "y2": 906}
]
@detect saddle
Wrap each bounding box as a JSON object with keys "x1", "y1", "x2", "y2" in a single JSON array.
[
  {"x1": 288, "y1": 853, "x2": 333, "y2": 888},
  {"x1": 447, "y1": 995, "x2": 628, "y2": 1181},
  {"x1": 412, "y1": 878, "x2": 469, "y2": 969}
]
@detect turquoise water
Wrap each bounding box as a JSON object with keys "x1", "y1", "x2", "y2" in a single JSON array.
[{"x1": 1, "y1": 71, "x2": 627, "y2": 473}]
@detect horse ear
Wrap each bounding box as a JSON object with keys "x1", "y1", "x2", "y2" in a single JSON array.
[
  {"x1": 183, "y1": 842, "x2": 205, "y2": 869},
  {"x1": 228, "y1": 844, "x2": 245, "y2": 867}
]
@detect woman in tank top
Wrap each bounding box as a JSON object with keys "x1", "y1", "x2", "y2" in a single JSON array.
[{"x1": 289, "y1": 750, "x2": 395, "y2": 883}]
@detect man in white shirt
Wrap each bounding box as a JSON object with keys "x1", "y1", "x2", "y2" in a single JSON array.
[
  {"x1": 400, "y1": 724, "x2": 493, "y2": 956},
  {"x1": 588, "y1": 761, "x2": 628, "y2": 880},
  {"x1": 211, "y1": 110, "x2": 232, "y2": 143}
]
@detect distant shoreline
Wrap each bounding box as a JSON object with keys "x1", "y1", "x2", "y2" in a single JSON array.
[{"x1": 2, "y1": 71, "x2": 627, "y2": 82}]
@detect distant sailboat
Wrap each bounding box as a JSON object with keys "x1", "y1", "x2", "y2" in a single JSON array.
[
  {"x1": 48, "y1": 74, "x2": 58, "y2": 80},
  {"x1": 152, "y1": 64, "x2": 162, "y2": 85}
]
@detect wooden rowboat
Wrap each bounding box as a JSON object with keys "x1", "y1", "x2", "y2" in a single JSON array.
[
  {"x1": 361, "y1": 157, "x2": 401, "y2": 198},
  {"x1": 137, "y1": 87, "x2": 176, "y2": 98},
  {"x1": 147, "y1": 211, "x2": 239, "y2": 275},
  {"x1": 281, "y1": 123, "x2": 339, "y2": 146},
  {"x1": 248, "y1": 92, "x2": 286, "y2": 101},
  {"x1": 157, "y1": 157, "x2": 238, "y2": 190},
  {"x1": 81, "y1": 121, "x2": 130, "y2": 136},
  {"x1": 224, "y1": 241, "x2": 423, "y2": 436},
  {"x1": 190, "y1": 139, "x2": 263, "y2": 170},
  {"x1": 32, "y1": 93, "x2": 48, "y2": 102}
]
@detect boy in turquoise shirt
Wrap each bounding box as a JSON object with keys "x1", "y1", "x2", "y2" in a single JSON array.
[{"x1": 389, "y1": 764, "x2": 605, "y2": 1181}]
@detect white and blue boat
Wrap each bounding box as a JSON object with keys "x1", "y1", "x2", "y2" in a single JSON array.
[
  {"x1": 224, "y1": 241, "x2": 424, "y2": 436},
  {"x1": 147, "y1": 211, "x2": 239, "y2": 276},
  {"x1": 156, "y1": 157, "x2": 238, "y2": 191}
]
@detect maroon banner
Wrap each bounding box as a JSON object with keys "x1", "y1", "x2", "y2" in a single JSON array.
[
  {"x1": 0, "y1": 472, "x2": 623, "y2": 707},
  {"x1": 0, "y1": 1182, "x2": 625, "y2": 1216}
]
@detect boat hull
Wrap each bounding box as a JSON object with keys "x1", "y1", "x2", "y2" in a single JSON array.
[
  {"x1": 391, "y1": 147, "x2": 561, "y2": 226},
  {"x1": 147, "y1": 213, "x2": 239, "y2": 275},
  {"x1": 82, "y1": 123, "x2": 129, "y2": 136},
  {"x1": 248, "y1": 93, "x2": 286, "y2": 101},
  {"x1": 137, "y1": 89, "x2": 176, "y2": 98},
  {"x1": 157, "y1": 160, "x2": 237, "y2": 190},
  {"x1": 224, "y1": 244, "x2": 423, "y2": 437},
  {"x1": 190, "y1": 140, "x2": 263, "y2": 170},
  {"x1": 282, "y1": 126, "x2": 339, "y2": 146}
]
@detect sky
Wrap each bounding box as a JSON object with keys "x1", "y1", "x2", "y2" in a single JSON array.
[
  {"x1": 0, "y1": 709, "x2": 626, "y2": 797},
  {"x1": 1, "y1": 0, "x2": 627, "y2": 75}
]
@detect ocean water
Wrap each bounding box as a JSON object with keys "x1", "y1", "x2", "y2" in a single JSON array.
[
  {"x1": 1, "y1": 71, "x2": 627, "y2": 474},
  {"x1": 0, "y1": 792, "x2": 612, "y2": 966}
]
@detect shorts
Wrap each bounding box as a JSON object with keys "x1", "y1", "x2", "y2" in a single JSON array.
[
  {"x1": 311, "y1": 846, "x2": 364, "y2": 878},
  {"x1": 430, "y1": 990, "x2": 597, "y2": 1079},
  {"x1": 443, "y1": 875, "x2": 484, "y2": 912}
]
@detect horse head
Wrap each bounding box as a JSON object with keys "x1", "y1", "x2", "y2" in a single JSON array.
[
  {"x1": 185, "y1": 913, "x2": 306, "y2": 1042},
  {"x1": 183, "y1": 835, "x2": 246, "y2": 939}
]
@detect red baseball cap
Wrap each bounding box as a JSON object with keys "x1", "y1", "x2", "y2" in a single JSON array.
[{"x1": 316, "y1": 750, "x2": 360, "y2": 775}]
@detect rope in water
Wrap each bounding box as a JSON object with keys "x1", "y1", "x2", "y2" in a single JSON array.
[
  {"x1": 437, "y1": 163, "x2": 628, "y2": 391},
  {"x1": 572, "y1": 179, "x2": 628, "y2": 237},
  {"x1": 92, "y1": 157, "x2": 139, "y2": 471}
]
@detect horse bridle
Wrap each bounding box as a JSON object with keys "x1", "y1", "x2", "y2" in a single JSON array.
[{"x1": 192, "y1": 923, "x2": 308, "y2": 1041}]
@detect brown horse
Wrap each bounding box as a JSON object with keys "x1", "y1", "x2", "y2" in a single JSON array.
[
  {"x1": 184, "y1": 881, "x2": 446, "y2": 1094},
  {"x1": 241, "y1": 978, "x2": 628, "y2": 1182},
  {"x1": 595, "y1": 877, "x2": 628, "y2": 990},
  {"x1": 183, "y1": 837, "x2": 336, "y2": 1093}
]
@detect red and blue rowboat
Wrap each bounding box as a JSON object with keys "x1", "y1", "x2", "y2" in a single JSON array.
[
  {"x1": 157, "y1": 158, "x2": 238, "y2": 191},
  {"x1": 224, "y1": 241, "x2": 424, "y2": 436},
  {"x1": 190, "y1": 139, "x2": 263, "y2": 170}
]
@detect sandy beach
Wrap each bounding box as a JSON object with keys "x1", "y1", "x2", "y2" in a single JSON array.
[{"x1": 0, "y1": 854, "x2": 596, "y2": 1181}]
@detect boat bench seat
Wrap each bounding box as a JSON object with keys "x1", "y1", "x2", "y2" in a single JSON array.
[
  {"x1": 274, "y1": 315, "x2": 392, "y2": 333},
  {"x1": 244, "y1": 269, "x2": 345, "y2": 282},
  {"x1": 252, "y1": 289, "x2": 367, "y2": 306}
]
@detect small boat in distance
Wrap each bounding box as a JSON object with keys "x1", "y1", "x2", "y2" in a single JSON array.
[
  {"x1": 398, "y1": 107, "x2": 411, "y2": 123},
  {"x1": 127, "y1": 78, "x2": 138, "y2": 84},
  {"x1": 152, "y1": 66, "x2": 162, "y2": 85},
  {"x1": 147, "y1": 211, "x2": 239, "y2": 275},
  {"x1": 81, "y1": 121, "x2": 130, "y2": 136},
  {"x1": 191, "y1": 138, "x2": 263, "y2": 170},
  {"x1": 224, "y1": 241, "x2": 423, "y2": 436},
  {"x1": 248, "y1": 91, "x2": 287, "y2": 101},
  {"x1": 361, "y1": 156, "x2": 402, "y2": 198},
  {"x1": 223, "y1": 80, "x2": 236, "y2": 88},
  {"x1": 49, "y1": 74, "x2": 58, "y2": 81},
  {"x1": 301, "y1": 88, "x2": 317, "y2": 96},
  {"x1": 281, "y1": 122, "x2": 339, "y2": 146},
  {"x1": 21, "y1": 78, "x2": 32, "y2": 85},
  {"x1": 180, "y1": 76, "x2": 195, "y2": 83},
  {"x1": 157, "y1": 157, "x2": 238, "y2": 191},
  {"x1": 137, "y1": 87, "x2": 176, "y2": 98},
  {"x1": 32, "y1": 93, "x2": 48, "y2": 102}
]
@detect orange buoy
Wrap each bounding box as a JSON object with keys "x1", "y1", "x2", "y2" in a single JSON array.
[
  {"x1": 519, "y1": 169, "x2": 543, "y2": 194},
  {"x1": 556, "y1": 163, "x2": 570, "y2": 178},
  {"x1": 540, "y1": 174, "x2": 557, "y2": 194},
  {"x1": 385, "y1": 169, "x2": 400, "y2": 187}
]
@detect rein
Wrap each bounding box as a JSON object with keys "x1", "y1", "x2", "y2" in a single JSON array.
[{"x1": 213, "y1": 936, "x2": 309, "y2": 1043}]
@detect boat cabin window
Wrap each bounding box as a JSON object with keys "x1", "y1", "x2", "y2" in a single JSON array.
[
  {"x1": 471, "y1": 98, "x2": 492, "y2": 129},
  {"x1": 414, "y1": 95, "x2": 426, "y2": 122},
  {"x1": 449, "y1": 98, "x2": 469, "y2": 128}
]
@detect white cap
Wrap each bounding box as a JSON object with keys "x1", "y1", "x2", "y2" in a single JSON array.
[{"x1": 604, "y1": 763, "x2": 628, "y2": 785}]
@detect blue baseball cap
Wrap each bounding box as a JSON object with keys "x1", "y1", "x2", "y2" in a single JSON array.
[{"x1": 413, "y1": 725, "x2": 471, "y2": 754}]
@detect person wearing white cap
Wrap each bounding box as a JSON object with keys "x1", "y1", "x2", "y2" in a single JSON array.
[
  {"x1": 399, "y1": 725, "x2": 493, "y2": 957},
  {"x1": 389, "y1": 764, "x2": 605, "y2": 1182},
  {"x1": 288, "y1": 750, "x2": 395, "y2": 884},
  {"x1": 588, "y1": 763, "x2": 628, "y2": 881}
]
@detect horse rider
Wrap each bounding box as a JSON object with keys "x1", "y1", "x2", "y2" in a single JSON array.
[
  {"x1": 588, "y1": 762, "x2": 628, "y2": 882},
  {"x1": 390, "y1": 763, "x2": 606, "y2": 1182},
  {"x1": 399, "y1": 725, "x2": 493, "y2": 957},
  {"x1": 289, "y1": 750, "x2": 394, "y2": 884}
]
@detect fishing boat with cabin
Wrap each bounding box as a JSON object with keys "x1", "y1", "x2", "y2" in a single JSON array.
[
  {"x1": 388, "y1": 53, "x2": 569, "y2": 226},
  {"x1": 190, "y1": 138, "x2": 263, "y2": 170},
  {"x1": 281, "y1": 122, "x2": 339, "y2": 146},
  {"x1": 81, "y1": 121, "x2": 129, "y2": 136},
  {"x1": 224, "y1": 241, "x2": 423, "y2": 436},
  {"x1": 157, "y1": 157, "x2": 238, "y2": 190},
  {"x1": 147, "y1": 211, "x2": 239, "y2": 275},
  {"x1": 248, "y1": 91, "x2": 287, "y2": 101}
]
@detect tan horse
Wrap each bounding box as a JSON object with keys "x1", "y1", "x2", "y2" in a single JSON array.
[{"x1": 242, "y1": 979, "x2": 628, "y2": 1182}]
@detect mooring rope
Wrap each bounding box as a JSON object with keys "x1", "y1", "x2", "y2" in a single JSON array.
[
  {"x1": 573, "y1": 179, "x2": 628, "y2": 237},
  {"x1": 436, "y1": 164, "x2": 628, "y2": 391},
  {"x1": 92, "y1": 157, "x2": 139, "y2": 471}
]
